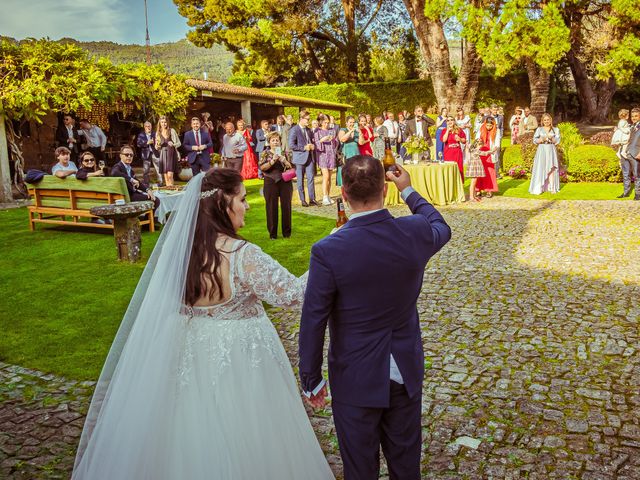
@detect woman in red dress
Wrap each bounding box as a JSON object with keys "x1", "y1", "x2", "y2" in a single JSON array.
[
  {"x1": 475, "y1": 117, "x2": 500, "y2": 197},
  {"x1": 237, "y1": 118, "x2": 258, "y2": 180},
  {"x1": 440, "y1": 116, "x2": 466, "y2": 181},
  {"x1": 357, "y1": 114, "x2": 374, "y2": 156}
]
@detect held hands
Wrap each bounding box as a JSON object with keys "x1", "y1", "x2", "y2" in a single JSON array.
[
  {"x1": 386, "y1": 163, "x2": 411, "y2": 191},
  {"x1": 304, "y1": 384, "x2": 328, "y2": 409}
]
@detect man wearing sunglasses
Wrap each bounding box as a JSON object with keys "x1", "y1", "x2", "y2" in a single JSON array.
[{"x1": 110, "y1": 145, "x2": 160, "y2": 209}]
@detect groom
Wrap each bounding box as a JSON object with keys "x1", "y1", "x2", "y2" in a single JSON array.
[{"x1": 299, "y1": 156, "x2": 452, "y2": 479}]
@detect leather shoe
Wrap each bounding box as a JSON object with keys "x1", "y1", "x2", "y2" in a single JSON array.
[
  {"x1": 301, "y1": 200, "x2": 309, "y2": 207},
  {"x1": 617, "y1": 190, "x2": 631, "y2": 198},
  {"x1": 309, "y1": 200, "x2": 320, "y2": 206}
]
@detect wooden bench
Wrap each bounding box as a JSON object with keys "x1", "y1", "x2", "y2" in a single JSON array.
[{"x1": 27, "y1": 176, "x2": 155, "y2": 232}]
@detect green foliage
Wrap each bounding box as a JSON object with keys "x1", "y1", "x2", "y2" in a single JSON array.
[
  {"x1": 565, "y1": 145, "x2": 621, "y2": 182},
  {"x1": 227, "y1": 73, "x2": 255, "y2": 87},
  {"x1": 368, "y1": 29, "x2": 420, "y2": 82},
  {"x1": 502, "y1": 145, "x2": 524, "y2": 172},
  {"x1": 557, "y1": 122, "x2": 584, "y2": 165},
  {"x1": 0, "y1": 38, "x2": 196, "y2": 124}
]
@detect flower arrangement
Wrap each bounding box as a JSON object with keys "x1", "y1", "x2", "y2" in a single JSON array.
[
  {"x1": 508, "y1": 165, "x2": 528, "y2": 179},
  {"x1": 403, "y1": 135, "x2": 430, "y2": 155}
]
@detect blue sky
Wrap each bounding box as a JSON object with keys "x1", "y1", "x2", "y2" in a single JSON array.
[{"x1": 0, "y1": 0, "x2": 190, "y2": 44}]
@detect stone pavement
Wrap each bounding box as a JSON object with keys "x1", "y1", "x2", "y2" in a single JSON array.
[{"x1": 1, "y1": 196, "x2": 640, "y2": 479}]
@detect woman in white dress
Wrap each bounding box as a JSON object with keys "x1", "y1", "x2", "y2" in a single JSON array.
[
  {"x1": 73, "y1": 169, "x2": 334, "y2": 479},
  {"x1": 455, "y1": 107, "x2": 472, "y2": 162},
  {"x1": 529, "y1": 113, "x2": 561, "y2": 195}
]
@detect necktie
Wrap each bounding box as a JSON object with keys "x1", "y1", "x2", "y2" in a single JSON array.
[{"x1": 195, "y1": 130, "x2": 200, "y2": 146}]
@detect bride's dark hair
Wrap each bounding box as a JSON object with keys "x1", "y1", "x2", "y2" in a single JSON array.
[{"x1": 185, "y1": 168, "x2": 246, "y2": 306}]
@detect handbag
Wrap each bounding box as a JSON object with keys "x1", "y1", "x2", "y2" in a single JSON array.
[{"x1": 282, "y1": 168, "x2": 296, "y2": 182}]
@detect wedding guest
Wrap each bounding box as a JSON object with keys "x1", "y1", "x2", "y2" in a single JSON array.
[
  {"x1": 136, "y1": 121, "x2": 161, "y2": 186},
  {"x1": 365, "y1": 113, "x2": 373, "y2": 128},
  {"x1": 254, "y1": 119, "x2": 270, "y2": 157},
  {"x1": 313, "y1": 114, "x2": 339, "y2": 205},
  {"x1": 405, "y1": 105, "x2": 435, "y2": 160},
  {"x1": 51, "y1": 146, "x2": 78, "y2": 178},
  {"x1": 473, "y1": 107, "x2": 487, "y2": 136},
  {"x1": 529, "y1": 113, "x2": 561, "y2": 195},
  {"x1": 490, "y1": 104, "x2": 504, "y2": 177},
  {"x1": 382, "y1": 112, "x2": 400, "y2": 150},
  {"x1": 509, "y1": 106, "x2": 523, "y2": 144},
  {"x1": 271, "y1": 115, "x2": 291, "y2": 152},
  {"x1": 441, "y1": 116, "x2": 466, "y2": 180},
  {"x1": 338, "y1": 115, "x2": 360, "y2": 187},
  {"x1": 476, "y1": 117, "x2": 501, "y2": 197},
  {"x1": 611, "y1": 108, "x2": 631, "y2": 160},
  {"x1": 397, "y1": 112, "x2": 408, "y2": 159},
  {"x1": 56, "y1": 114, "x2": 83, "y2": 163},
  {"x1": 455, "y1": 107, "x2": 472, "y2": 162},
  {"x1": 288, "y1": 110, "x2": 317, "y2": 206},
  {"x1": 221, "y1": 121, "x2": 247, "y2": 172},
  {"x1": 237, "y1": 118, "x2": 259, "y2": 180},
  {"x1": 328, "y1": 115, "x2": 340, "y2": 135},
  {"x1": 259, "y1": 132, "x2": 294, "y2": 239},
  {"x1": 357, "y1": 114, "x2": 374, "y2": 156},
  {"x1": 154, "y1": 115, "x2": 181, "y2": 187},
  {"x1": 623, "y1": 107, "x2": 640, "y2": 200},
  {"x1": 75, "y1": 151, "x2": 105, "y2": 180},
  {"x1": 79, "y1": 119, "x2": 107, "y2": 162},
  {"x1": 110, "y1": 145, "x2": 159, "y2": 209},
  {"x1": 467, "y1": 139, "x2": 486, "y2": 202},
  {"x1": 522, "y1": 107, "x2": 538, "y2": 134},
  {"x1": 372, "y1": 115, "x2": 388, "y2": 161},
  {"x1": 311, "y1": 119, "x2": 319, "y2": 134},
  {"x1": 201, "y1": 112, "x2": 216, "y2": 154},
  {"x1": 435, "y1": 107, "x2": 449, "y2": 161},
  {"x1": 183, "y1": 117, "x2": 213, "y2": 176}
]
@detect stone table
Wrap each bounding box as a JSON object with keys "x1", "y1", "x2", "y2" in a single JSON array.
[{"x1": 90, "y1": 201, "x2": 153, "y2": 262}]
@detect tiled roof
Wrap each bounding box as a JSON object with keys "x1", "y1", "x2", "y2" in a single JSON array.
[{"x1": 185, "y1": 79, "x2": 351, "y2": 110}]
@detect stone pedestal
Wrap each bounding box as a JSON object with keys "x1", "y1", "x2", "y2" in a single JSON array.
[{"x1": 90, "y1": 201, "x2": 153, "y2": 262}]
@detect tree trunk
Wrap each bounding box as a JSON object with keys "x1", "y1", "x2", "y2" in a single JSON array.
[
  {"x1": 341, "y1": 0, "x2": 359, "y2": 82},
  {"x1": 0, "y1": 115, "x2": 12, "y2": 203},
  {"x1": 301, "y1": 37, "x2": 327, "y2": 83},
  {"x1": 566, "y1": 49, "x2": 616, "y2": 124},
  {"x1": 402, "y1": 0, "x2": 482, "y2": 111},
  {"x1": 525, "y1": 59, "x2": 551, "y2": 119}
]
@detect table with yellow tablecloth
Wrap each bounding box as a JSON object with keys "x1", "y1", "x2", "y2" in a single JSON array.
[{"x1": 384, "y1": 162, "x2": 466, "y2": 206}]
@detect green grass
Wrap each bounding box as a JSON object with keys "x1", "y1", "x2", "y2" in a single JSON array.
[
  {"x1": 0, "y1": 181, "x2": 333, "y2": 380},
  {"x1": 491, "y1": 178, "x2": 632, "y2": 200}
]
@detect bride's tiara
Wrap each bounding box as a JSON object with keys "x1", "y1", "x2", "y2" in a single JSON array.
[{"x1": 201, "y1": 188, "x2": 219, "y2": 199}]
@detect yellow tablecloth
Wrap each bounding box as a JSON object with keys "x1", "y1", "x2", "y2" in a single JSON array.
[{"x1": 384, "y1": 163, "x2": 465, "y2": 206}]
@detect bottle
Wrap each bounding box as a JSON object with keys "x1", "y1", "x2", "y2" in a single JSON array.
[
  {"x1": 382, "y1": 137, "x2": 397, "y2": 181},
  {"x1": 336, "y1": 198, "x2": 348, "y2": 228}
]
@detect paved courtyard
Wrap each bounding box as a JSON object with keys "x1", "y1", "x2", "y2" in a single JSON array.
[{"x1": 1, "y1": 196, "x2": 640, "y2": 479}]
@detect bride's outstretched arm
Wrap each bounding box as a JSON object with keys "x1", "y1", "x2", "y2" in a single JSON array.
[{"x1": 238, "y1": 243, "x2": 308, "y2": 308}]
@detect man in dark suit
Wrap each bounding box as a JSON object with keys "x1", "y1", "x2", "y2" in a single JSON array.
[
  {"x1": 404, "y1": 105, "x2": 436, "y2": 160},
  {"x1": 288, "y1": 111, "x2": 317, "y2": 206},
  {"x1": 299, "y1": 156, "x2": 451, "y2": 480},
  {"x1": 621, "y1": 107, "x2": 640, "y2": 200},
  {"x1": 55, "y1": 114, "x2": 83, "y2": 163},
  {"x1": 182, "y1": 117, "x2": 213, "y2": 175},
  {"x1": 136, "y1": 121, "x2": 161, "y2": 186},
  {"x1": 110, "y1": 145, "x2": 160, "y2": 209}
]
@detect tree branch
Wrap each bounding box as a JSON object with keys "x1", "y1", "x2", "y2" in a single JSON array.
[{"x1": 357, "y1": 0, "x2": 385, "y2": 39}]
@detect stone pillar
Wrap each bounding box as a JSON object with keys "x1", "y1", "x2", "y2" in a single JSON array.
[
  {"x1": 113, "y1": 217, "x2": 143, "y2": 263},
  {"x1": 0, "y1": 113, "x2": 13, "y2": 203},
  {"x1": 241, "y1": 101, "x2": 251, "y2": 125}
]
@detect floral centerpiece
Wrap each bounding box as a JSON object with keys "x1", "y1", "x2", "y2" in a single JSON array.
[
  {"x1": 508, "y1": 165, "x2": 528, "y2": 179},
  {"x1": 403, "y1": 135, "x2": 431, "y2": 164}
]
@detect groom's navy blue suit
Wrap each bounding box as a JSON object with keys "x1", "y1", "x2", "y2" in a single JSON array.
[{"x1": 299, "y1": 189, "x2": 451, "y2": 479}]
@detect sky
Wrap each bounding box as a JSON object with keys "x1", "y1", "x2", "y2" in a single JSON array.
[{"x1": 0, "y1": 0, "x2": 191, "y2": 45}]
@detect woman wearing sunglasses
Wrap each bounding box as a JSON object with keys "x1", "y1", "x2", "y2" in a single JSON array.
[{"x1": 76, "y1": 152, "x2": 106, "y2": 180}]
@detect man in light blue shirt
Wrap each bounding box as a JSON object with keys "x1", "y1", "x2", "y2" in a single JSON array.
[
  {"x1": 79, "y1": 119, "x2": 107, "y2": 162},
  {"x1": 51, "y1": 146, "x2": 78, "y2": 178}
]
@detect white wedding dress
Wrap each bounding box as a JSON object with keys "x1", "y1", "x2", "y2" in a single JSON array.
[{"x1": 73, "y1": 174, "x2": 334, "y2": 479}]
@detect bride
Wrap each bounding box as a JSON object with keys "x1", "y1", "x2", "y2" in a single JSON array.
[{"x1": 73, "y1": 169, "x2": 334, "y2": 479}]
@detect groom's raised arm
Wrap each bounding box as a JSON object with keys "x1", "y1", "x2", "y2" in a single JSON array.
[{"x1": 299, "y1": 242, "x2": 335, "y2": 395}]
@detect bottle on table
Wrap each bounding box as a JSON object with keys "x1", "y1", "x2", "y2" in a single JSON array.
[
  {"x1": 382, "y1": 137, "x2": 397, "y2": 181},
  {"x1": 336, "y1": 198, "x2": 348, "y2": 228}
]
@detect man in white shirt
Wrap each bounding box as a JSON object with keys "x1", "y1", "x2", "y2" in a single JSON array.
[
  {"x1": 79, "y1": 119, "x2": 107, "y2": 162},
  {"x1": 221, "y1": 122, "x2": 247, "y2": 172},
  {"x1": 383, "y1": 112, "x2": 401, "y2": 148}
]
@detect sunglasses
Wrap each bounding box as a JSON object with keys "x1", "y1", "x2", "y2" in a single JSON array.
[
  {"x1": 121, "y1": 153, "x2": 134, "y2": 157},
  {"x1": 82, "y1": 157, "x2": 95, "y2": 162}
]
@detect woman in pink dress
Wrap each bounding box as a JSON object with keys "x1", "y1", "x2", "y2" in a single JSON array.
[
  {"x1": 475, "y1": 117, "x2": 501, "y2": 197},
  {"x1": 357, "y1": 114, "x2": 374, "y2": 156},
  {"x1": 440, "y1": 116, "x2": 466, "y2": 181},
  {"x1": 237, "y1": 118, "x2": 258, "y2": 179}
]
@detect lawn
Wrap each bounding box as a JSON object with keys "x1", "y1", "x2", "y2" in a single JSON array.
[{"x1": 0, "y1": 181, "x2": 333, "y2": 380}]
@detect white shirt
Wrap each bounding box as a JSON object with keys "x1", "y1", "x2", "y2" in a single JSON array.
[
  {"x1": 80, "y1": 125, "x2": 107, "y2": 149},
  {"x1": 383, "y1": 119, "x2": 400, "y2": 141},
  {"x1": 415, "y1": 120, "x2": 424, "y2": 138}
]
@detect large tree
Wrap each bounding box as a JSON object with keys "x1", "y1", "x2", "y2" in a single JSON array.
[{"x1": 174, "y1": 0, "x2": 399, "y2": 85}]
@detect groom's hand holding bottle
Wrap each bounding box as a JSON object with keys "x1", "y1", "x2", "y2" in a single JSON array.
[{"x1": 386, "y1": 163, "x2": 411, "y2": 191}]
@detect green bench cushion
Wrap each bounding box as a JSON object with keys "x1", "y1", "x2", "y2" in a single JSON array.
[{"x1": 28, "y1": 175, "x2": 131, "y2": 209}]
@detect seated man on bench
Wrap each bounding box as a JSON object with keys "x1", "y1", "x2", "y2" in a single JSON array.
[{"x1": 110, "y1": 144, "x2": 160, "y2": 210}]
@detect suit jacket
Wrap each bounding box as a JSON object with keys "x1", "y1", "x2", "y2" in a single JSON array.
[
  {"x1": 271, "y1": 123, "x2": 291, "y2": 151},
  {"x1": 182, "y1": 128, "x2": 213, "y2": 165},
  {"x1": 288, "y1": 124, "x2": 314, "y2": 165},
  {"x1": 405, "y1": 116, "x2": 435, "y2": 146},
  {"x1": 110, "y1": 161, "x2": 148, "y2": 196},
  {"x1": 136, "y1": 131, "x2": 158, "y2": 160},
  {"x1": 299, "y1": 191, "x2": 452, "y2": 408},
  {"x1": 56, "y1": 125, "x2": 83, "y2": 153},
  {"x1": 626, "y1": 122, "x2": 640, "y2": 159},
  {"x1": 254, "y1": 128, "x2": 269, "y2": 155}
]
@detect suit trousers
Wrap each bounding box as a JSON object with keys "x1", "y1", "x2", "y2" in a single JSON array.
[
  {"x1": 142, "y1": 155, "x2": 161, "y2": 186},
  {"x1": 332, "y1": 382, "x2": 422, "y2": 480},
  {"x1": 295, "y1": 158, "x2": 316, "y2": 202},
  {"x1": 224, "y1": 157, "x2": 243, "y2": 172},
  {"x1": 620, "y1": 154, "x2": 640, "y2": 194},
  {"x1": 263, "y1": 177, "x2": 292, "y2": 239},
  {"x1": 190, "y1": 155, "x2": 211, "y2": 176}
]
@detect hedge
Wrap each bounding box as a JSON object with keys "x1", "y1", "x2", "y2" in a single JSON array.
[
  {"x1": 502, "y1": 145, "x2": 525, "y2": 172},
  {"x1": 565, "y1": 145, "x2": 621, "y2": 182}
]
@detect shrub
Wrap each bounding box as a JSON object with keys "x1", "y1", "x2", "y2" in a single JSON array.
[
  {"x1": 557, "y1": 122, "x2": 583, "y2": 167},
  {"x1": 508, "y1": 165, "x2": 528, "y2": 179},
  {"x1": 566, "y1": 145, "x2": 621, "y2": 182},
  {"x1": 517, "y1": 132, "x2": 537, "y2": 169},
  {"x1": 502, "y1": 145, "x2": 524, "y2": 172}
]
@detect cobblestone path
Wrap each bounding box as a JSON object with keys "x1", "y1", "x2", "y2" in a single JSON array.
[{"x1": 2, "y1": 197, "x2": 639, "y2": 479}]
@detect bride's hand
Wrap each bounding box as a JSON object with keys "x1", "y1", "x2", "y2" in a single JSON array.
[{"x1": 305, "y1": 384, "x2": 328, "y2": 409}]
